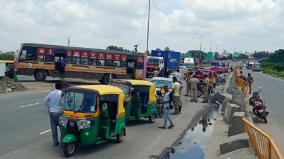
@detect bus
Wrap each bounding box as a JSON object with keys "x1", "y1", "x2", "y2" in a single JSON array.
[{"x1": 14, "y1": 43, "x2": 146, "y2": 84}]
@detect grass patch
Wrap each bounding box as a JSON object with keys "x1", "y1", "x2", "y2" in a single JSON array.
[{"x1": 261, "y1": 61, "x2": 284, "y2": 78}]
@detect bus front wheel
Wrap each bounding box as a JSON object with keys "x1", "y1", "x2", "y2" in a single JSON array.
[{"x1": 34, "y1": 70, "x2": 47, "y2": 81}]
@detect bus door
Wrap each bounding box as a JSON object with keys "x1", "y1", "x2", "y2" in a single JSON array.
[
  {"x1": 54, "y1": 49, "x2": 66, "y2": 75},
  {"x1": 127, "y1": 59, "x2": 136, "y2": 78}
]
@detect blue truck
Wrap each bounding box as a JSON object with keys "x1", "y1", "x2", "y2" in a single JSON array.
[{"x1": 151, "y1": 50, "x2": 181, "y2": 77}]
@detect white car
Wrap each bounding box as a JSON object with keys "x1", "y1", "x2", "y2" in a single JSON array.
[{"x1": 150, "y1": 77, "x2": 173, "y2": 93}]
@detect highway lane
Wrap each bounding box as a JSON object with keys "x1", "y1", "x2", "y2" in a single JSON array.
[
  {"x1": 0, "y1": 91, "x2": 50, "y2": 156},
  {"x1": 0, "y1": 88, "x2": 206, "y2": 159},
  {"x1": 247, "y1": 70, "x2": 284, "y2": 127}
]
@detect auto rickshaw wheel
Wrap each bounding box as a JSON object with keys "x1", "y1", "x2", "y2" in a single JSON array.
[
  {"x1": 116, "y1": 132, "x2": 124, "y2": 143},
  {"x1": 148, "y1": 116, "x2": 155, "y2": 123},
  {"x1": 63, "y1": 143, "x2": 76, "y2": 157}
]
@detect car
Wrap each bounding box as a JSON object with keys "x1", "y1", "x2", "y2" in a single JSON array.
[
  {"x1": 252, "y1": 63, "x2": 262, "y2": 72},
  {"x1": 150, "y1": 77, "x2": 173, "y2": 93}
]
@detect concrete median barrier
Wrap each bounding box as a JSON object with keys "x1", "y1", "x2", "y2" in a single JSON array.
[
  {"x1": 220, "y1": 133, "x2": 249, "y2": 155},
  {"x1": 228, "y1": 112, "x2": 245, "y2": 136},
  {"x1": 223, "y1": 103, "x2": 241, "y2": 124}
]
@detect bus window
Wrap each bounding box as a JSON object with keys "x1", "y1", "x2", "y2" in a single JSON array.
[
  {"x1": 19, "y1": 50, "x2": 27, "y2": 61},
  {"x1": 81, "y1": 57, "x2": 88, "y2": 65},
  {"x1": 136, "y1": 63, "x2": 144, "y2": 69},
  {"x1": 97, "y1": 60, "x2": 105, "y2": 66},
  {"x1": 38, "y1": 55, "x2": 44, "y2": 62},
  {"x1": 27, "y1": 52, "x2": 37, "y2": 61},
  {"x1": 67, "y1": 56, "x2": 72, "y2": 64},
  {"x1": 105, "y1": 60, "x2": 114, "y2": 67},
  {"x1": 45, "y1": 55, "x2": 55, "y2": 62},
  {"x1": 73, "y1": 57, "x2": 80, "y2": 64},
  {"x1": 89, "y1": 59, "x2": 96, "y2": 65},
  {"x1": 114, "y1": 61, "x2": 120, "y2": 67},
  {"x1": 120, "y1": 61, "x2": 127, "y2": 67}
]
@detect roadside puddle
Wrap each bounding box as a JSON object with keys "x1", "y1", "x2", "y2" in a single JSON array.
[{"x1": 159, "y1": 105, "x2": 219, "y2": 159}]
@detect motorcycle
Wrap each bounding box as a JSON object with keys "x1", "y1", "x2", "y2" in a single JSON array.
[{"x1": 249, "y1": 88, "x2": 269, "y2": 123}]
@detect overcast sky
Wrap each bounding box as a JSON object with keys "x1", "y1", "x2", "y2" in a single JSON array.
[{"x1": 0, "y1": 0, "x2": 283, "y2": 53}]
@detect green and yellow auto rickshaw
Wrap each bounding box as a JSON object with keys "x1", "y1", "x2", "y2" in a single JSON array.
[
  {"x1": 110, "y1": 79, "x2": 157, "y2": 122},
  {"x1": 59, "y1": 85, "x2": 126, "y2": 157}
]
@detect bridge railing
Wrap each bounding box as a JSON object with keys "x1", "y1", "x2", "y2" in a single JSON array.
[{"x1": 242, "y1": 118, "x2": 283, "y2": 159}]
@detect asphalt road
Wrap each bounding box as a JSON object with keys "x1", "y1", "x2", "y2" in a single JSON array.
[
  {"x1": 244, "y1": 69, "x2": 284, "y2": 152},
  {"x1": 0, "y1": 88, "x2": 207, "y2": 159}
]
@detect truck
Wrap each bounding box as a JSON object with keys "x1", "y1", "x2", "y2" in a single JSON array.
[
  {"x1": 151, "y1": 50, "x2": 181, "y2": 77},
  {"x1": 146, "y1": 56, "x2": 164, "y2": 78},
  {"x1": 183, "y1": 57, "x2": 195, "y2": 70}
]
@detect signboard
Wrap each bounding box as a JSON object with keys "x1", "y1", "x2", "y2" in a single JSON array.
[
  {"x1": 106, "y1": 53, "x2": 113, "y2": 60},
  {"x1": 72, "y1": 50, "x2": 81, "y2": 57},
  {"x1": 81, "y1": 51, "x2": 89, "y2": 58},
  {"x1": 90, "y1": 52, "x2": 97, "y2": 59},
  {"x1": 67, "y1": 50, "x2": 72, "y2": 57},
  {"x1": 113, "y1": 54, "x2": 121, "y2": 61},
  {"x1": 98, "y1": 53, "x2": 105, "y2": 60}
]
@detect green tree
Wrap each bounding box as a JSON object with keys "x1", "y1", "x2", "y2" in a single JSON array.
[
  {"x1": 238, "y1": 54, "x2": 249, "y2": 60},
  {"x1": 214, "y1": 52, "x2": 220, "y2": 60}
]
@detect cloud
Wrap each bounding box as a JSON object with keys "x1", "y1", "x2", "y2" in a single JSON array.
[{"x1": 0, "y1": 0, "x2": 283, "y2": 52}]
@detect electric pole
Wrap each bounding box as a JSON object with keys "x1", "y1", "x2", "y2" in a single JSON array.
[{"x1": 146, "y1": 0, "x2": 151, "y2": 54}]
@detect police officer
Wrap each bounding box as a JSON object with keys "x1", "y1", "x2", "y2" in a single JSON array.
[
  {"x1": 184, "y1": 71, "x2": 193, "y2": 96},
  {"x1": 202, "y1": 75, "x2": 209, "y2": 103},
  {"x1": 189, "y1": 75, "x2": 199, "y2": 102}
]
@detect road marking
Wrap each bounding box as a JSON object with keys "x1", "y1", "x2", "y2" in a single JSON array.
[
  {"x1": 19, "y1": 102, "x2": 40, "y2": 108},
  {"x1": 39, "y1": 129, "x2": 51, "y2": 135}
]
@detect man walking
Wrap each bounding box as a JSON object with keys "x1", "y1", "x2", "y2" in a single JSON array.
[
  {"x1": 247, "y1": 73, "x2": 254, "y2": 94},
  {"x1": 172, "y1": 77, "x2": 181, "y2": 114},
  {"x1": 189, "y1": 75, "x2": 199, "y2": 102},
  {"x1": 202, "y1": 75, "x2": 209, "y2": 103},
  {"x1": 43, "y1": 82, "x2": 64, "y2": 146},
  {"x1": 159, "y1": 85, "x2": 174, "y2": 129}
]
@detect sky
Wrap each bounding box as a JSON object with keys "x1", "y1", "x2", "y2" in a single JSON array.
[{"x1": 0, "y1": 0, "x2": 283, "y2": 53}]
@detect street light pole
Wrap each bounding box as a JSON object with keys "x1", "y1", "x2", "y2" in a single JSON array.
[
  {"x1": 146, "y1": 0, "x2": 151, "y2": 54},
  {"x1": 195, "y1": 32, "x2": 210, "y2": 65}
]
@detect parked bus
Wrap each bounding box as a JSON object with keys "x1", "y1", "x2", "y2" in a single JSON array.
[{"x1": 14, "y1": 43, "x2": 146, "y2": 84}]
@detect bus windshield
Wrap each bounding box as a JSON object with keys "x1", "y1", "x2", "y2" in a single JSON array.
[
  {"x1": 63, "y1": 91, "x2": 97, "y2": 113},
  {"x1": 148, "y1": 58, "x2": 160, "y2": 65}
]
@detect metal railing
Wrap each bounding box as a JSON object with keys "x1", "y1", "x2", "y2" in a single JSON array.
[{"x1": 242, "y1": 118, "x2": 283, "y2": 159}]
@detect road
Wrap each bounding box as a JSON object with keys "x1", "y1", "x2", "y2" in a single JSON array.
[
  {"x1": 246, "y1": 69, "x2": 284, "y2": 152},
  {"x1": 0, "y1": 88, "x2": 207, "y2": 159}
]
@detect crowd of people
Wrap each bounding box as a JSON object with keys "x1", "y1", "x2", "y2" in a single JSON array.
[{"x1": 155, "y1": 68, "x2": 226, "y2": 129}]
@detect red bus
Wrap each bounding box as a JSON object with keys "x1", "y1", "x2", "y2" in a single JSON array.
[{"x1": 15, "y1": 43, "x2": 146, "y2": 84}]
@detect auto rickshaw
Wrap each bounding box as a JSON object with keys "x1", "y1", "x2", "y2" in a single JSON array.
[
  {"x1": 110, "y1": 79, "x2": 157, "y2": 122},
  {"x1": 59, "y1": 85, "x2": 126, "y2": 157}
]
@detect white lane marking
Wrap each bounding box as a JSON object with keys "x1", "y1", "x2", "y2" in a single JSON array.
[
  {"x1": 39, "y1": 129, "x2": 51, "y2": 135},
  {"x1": 19, "y1": 102, "x2": 40, "y2": 108}
]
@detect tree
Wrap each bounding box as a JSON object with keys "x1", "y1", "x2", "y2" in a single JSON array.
[
  {"x1": 238, "y1": 54, "x2": 249, "y2": 60},
  {"x1": 214, "y1": 52, "x2": 220, "y2": 60},
  {"x1": 106, "y1": 45, "x2": 131, "y2": 52},
  {"x1": 253, "y1": 51, "x2": 270, "y2": 59}
]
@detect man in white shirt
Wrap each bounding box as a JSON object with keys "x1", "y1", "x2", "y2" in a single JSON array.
[{"x1": 43, "y1": 83, "x2": 64, "y2": 146}]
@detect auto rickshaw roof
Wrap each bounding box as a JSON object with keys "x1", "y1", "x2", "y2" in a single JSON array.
[
  {"x1": 74, "y1": 85, "x2": 124, "y2": 95},
  {"x1": 126, "y1": 80, "x2": 154, "y2": 86}
]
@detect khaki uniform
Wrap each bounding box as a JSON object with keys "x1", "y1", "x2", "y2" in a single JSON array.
[
  {"x1": 189, "y1": 77, "x2": 199, "y2": 102},
  {"x1": 203, "y1": 77, "x2": 209, "y2": 102},
  {"x1": 185, "y1": 74, "x2": 192, "y2": 96},
  {"x1": 172, "y1": 81, "x2": 181, "y2": 114}
]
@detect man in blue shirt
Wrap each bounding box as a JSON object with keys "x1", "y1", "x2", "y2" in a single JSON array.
[
  {"x1": 159, "y1": 85, "x2": 174, "y2": 129},
  {"x1": 43, "y1": 83, "x2": 64, "y2": 146}
]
